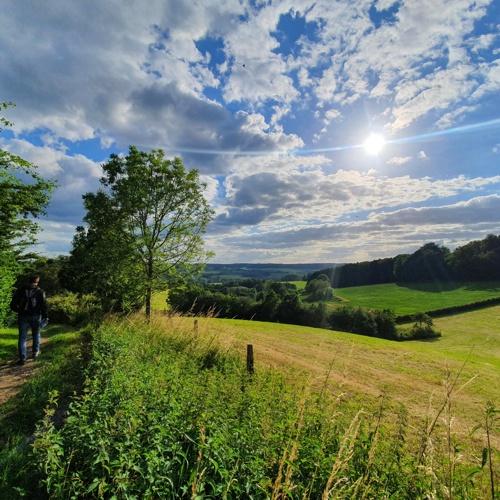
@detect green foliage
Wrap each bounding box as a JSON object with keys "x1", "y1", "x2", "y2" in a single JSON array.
[
  {"x1": 451, "y1": 234, "x2": 500, "y2": 281},
  {"x1": 304, "y1": 277, "x2": 334, "y2": 302},
  {"x1": 0, "y1": 108, "x2": 56, "y2": 254},
  {"x1": 169, "y1": 280, "x2": 329, "y2": 329},
  {"x1": 328, "y1": 306, "x2": 378, "y2": 337},
  {"x1": 13, "y1": 255, "x2": 69, "y2": 296},
  {"x1": 0, "y1": 102, "x2": 56, "y2": 325},
  {"x1": 0, "y1": 326, "x2": 86, "y2": 498},
  {"x1": 25, "y1": 318, "x2": 497, "y2": 499},
  {"x1": 394, "y1": 242, "x2": 453, "y2": 283},
  {"x1": 48, "y1": 292, "x2": 102, "y2": 326},
  {"x1": 328, "y1": 306, "x2": 408, "y2": 340},
  {"x1": 66, "y1": 147, "x2": 214, "y2": 316},
  {"x1": 0, "y1": 254, "x2": 19, "y2": 326}
]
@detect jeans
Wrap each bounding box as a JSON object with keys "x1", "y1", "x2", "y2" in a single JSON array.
[{"x1": 18, "y1": 315, "x2": 41, "y2": 360}]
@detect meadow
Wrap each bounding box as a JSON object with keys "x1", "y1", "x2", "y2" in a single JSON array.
[
  {"x1": 330, "y1": 281, "x2": 500, "y2": 315},
  {"x1": 0, "y1": 285, "x2": 499, "y2": 498}
]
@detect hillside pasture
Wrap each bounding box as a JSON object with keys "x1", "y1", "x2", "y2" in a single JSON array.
[
  {"x1": 332, "y1": 280, "x2": 500, "y2": 315},
  {"x1": 179, "y1": 304, "x2": 500, "y2": 447}
]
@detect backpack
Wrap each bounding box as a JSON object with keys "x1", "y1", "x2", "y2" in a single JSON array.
[{"x1": 10, "y1": 287, "x2": 40, "y2": 314}]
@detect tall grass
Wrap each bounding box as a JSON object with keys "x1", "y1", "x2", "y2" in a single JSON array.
[{"x1": 29, "y1": 314, "x2": 497, "y2": 499}]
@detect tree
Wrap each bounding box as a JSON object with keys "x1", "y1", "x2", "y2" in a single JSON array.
[
  {"x1": 305, "y1": 276, "x2": 334, "y2": 302},
  {"x1": 450, "y1": 234, "x2": 500, "y2": 281},
  {"x1": 394, "y1": 243, "x2": 452, "y2": 283},
  {"x1": 73, "y1": 146, "x2": 214, "y2": 317},
  {"x1": 0, "y1": 102, "x2": 56, "y2": 324}
]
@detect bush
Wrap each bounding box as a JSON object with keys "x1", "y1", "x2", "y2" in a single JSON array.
[
  {"x1": 48, "y1": 292, "x2": 102, "y2": 325},
  {"x1": 328, "y1": 306, "x2": 378, "y2": 336},
  {"x1": 328, "y1": 306, "x2": 399, "y2": 340},
  {"x1": 396, "y1": 313, "x2": 441, "y2": 340}
]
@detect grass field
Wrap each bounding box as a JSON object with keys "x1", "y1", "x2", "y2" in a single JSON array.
[
  {"x1": 332, "y1": 280, "x2": 500, "y2": 314},
  {"x1": 172, "y1": 304, "x2": 500, "y2": 448},
  {"x1": 2, "y1": 298, "x2": 499, "y2": 497}
]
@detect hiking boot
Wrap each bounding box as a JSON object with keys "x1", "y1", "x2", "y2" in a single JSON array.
[
  {"x1": 32, "y1": 351, "x2": 40, "y2": 359},
  {"x1": 17, "y1": 358, "x2": 26, "y2": 366}
]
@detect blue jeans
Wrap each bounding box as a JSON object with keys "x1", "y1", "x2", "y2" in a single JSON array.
[{"x1": 18, "y1": 315, "x2": 41, "y2": 360}]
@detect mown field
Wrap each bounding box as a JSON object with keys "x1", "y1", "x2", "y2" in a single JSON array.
[
  {"x1": 184, "y1": 305, "x2": 500, "y2": 435},
  {"x1": 331, "y1": 280, "x2": 500, "y2": 314}
]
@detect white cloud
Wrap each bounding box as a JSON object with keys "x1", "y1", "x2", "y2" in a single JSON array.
[
  {"x1": 207, "y1": 194, "x2": 500, "y2": 263},
  {"x1": 1, "y1": 0, "x2": 499, "y2": 262},
  {"x1": 387, "y1": 156, "x2": 412, "y2": 165}
]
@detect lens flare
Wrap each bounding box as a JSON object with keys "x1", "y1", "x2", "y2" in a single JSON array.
[{"x1": 363, "y1": 134, "x2": 385, "y2": 155}]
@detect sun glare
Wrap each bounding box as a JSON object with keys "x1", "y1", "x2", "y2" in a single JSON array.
[{"x1": 364, "y1": 133, "x2": 385, "y2": 155}]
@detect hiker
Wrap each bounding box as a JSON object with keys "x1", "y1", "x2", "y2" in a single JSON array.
[{"x1": 10, "y1": 275, "x2": 49, "y2": 365}]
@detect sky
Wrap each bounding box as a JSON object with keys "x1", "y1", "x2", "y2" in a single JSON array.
[{"x1": 1, "y1": 0, "x2": 499, "y2": 264}]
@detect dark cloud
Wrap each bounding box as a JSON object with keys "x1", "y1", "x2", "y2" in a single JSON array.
[{"x1": 214, "y1": 207, "x2": 269, "y2": 226}]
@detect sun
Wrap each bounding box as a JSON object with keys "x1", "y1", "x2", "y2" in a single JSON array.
[{"x1": 363, "y1": 133, "x2": 385, "y2": 155}]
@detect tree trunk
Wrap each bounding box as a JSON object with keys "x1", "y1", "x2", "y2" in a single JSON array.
[{"x1": 145, "y1": 256, "x2": 153, "y2": 320}]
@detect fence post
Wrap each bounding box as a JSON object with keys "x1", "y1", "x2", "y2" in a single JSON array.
[
  {"x1": 246, "y1": 344, "x2": 254, "y2": 374},
  {"x1": 194, "y1": 319, "x2": 198, "y2": 334}
]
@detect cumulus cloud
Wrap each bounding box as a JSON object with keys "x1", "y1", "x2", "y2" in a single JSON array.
[
  {"x1": 1, "y1": 0, "x2": 499, "y2": 261},
  {"x1": 206, "y1": 194, "x2": 500, "y2": 263},
  {"x1": 388, "y1": 156, "x2": 412, "y2": 165}
]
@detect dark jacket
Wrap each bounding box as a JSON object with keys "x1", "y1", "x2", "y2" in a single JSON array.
[{"x1": 10, "y1": 285, "x2": 48, "y2": 318}]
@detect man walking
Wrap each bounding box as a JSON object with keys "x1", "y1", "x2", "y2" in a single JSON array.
[{"x1": 10, "y1": 275, "x2": 49, "y2": 365}]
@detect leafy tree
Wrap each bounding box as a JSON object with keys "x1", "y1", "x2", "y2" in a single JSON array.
[
  {"x1": 305, "y1": 277, "x2": 334, "y2": 302},
  {"x1": 450, "y1": 234, "x2": 500, "y2": 281},
  {"x1": 394, "y1": 243, "x2": 452, "y2": 283},
  {"x1": 14, "y1": 254, "x2": 69, "y2": 295},
  {"x1": 409, "y1": 312, "x2": 441, "y2": 339},
  {"x1": 70, "y1": 146, "x2": 214, "y2": 317},
  {"x1": 256, "y1": 290, "x2": 280, "y2": 322},
  {"x1": 0, "y1": 102, "x2": 56, "y2": 324},
  {"x1": 328, "y1": 306, "x2": 378, "y2": 336}
]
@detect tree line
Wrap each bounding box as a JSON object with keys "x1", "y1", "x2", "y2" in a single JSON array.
[{"x1": 308, "y1": 237, "x2": 500, "y2": 288}]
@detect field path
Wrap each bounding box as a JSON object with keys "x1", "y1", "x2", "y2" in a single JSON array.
[{"x1": 0, "y1": 336, "x2": 50, "y2": 405}]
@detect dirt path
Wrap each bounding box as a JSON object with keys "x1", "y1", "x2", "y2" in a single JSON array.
[{"x1": 0, "y1": 336, "x2": 50, "y2": 405}]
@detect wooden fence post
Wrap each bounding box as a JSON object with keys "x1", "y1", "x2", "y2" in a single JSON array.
[{"x1": 246, "y1": 344, "x2": 254, "y2": 374}]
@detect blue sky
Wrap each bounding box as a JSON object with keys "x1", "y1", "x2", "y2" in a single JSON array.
[{"x1": 1, "y1": 0, "x2": 499, "y2": 263}]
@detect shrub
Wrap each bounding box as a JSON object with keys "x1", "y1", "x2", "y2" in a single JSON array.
[
  {"x1": 328, "y1": 306, "x2": 378, "y2": 336},
  {"x1": 48, "y1": 292, "x2": 102, "y2": 325},
  {"x1": 396, "y1": 313, "x2": 441, "y2": 340},
  {"x1": 328, "y1": 306, "x2": 400, "y2": 340}
]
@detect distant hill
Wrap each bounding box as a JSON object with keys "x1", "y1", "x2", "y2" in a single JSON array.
[{"x1": 202, "y1": 263, "x2": 340, "y2": 282}]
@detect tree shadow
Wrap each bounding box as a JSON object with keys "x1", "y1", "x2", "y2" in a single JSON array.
[
  {"x1": 396, "y1": 280, "x2": 500, "y2": 294},
  {"x1": 396, "y1": 281, "x2": 460, "y2": 293}
]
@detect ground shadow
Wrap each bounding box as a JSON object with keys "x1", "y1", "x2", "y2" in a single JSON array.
[{"x1": 395, "y1": 281, "x2": 461, "y2": 293}]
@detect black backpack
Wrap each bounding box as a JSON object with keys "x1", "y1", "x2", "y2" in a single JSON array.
[{"x1": 10, "y1": 287, "x2": 40, "y2": 314}]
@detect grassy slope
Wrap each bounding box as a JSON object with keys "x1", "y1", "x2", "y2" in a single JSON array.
[
  {"x1": 174, "y1": 304, "x2": 500, "y2": 445},
  {"x1": 332, "y1": 281, "x2": 500, "y2": 314}
]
